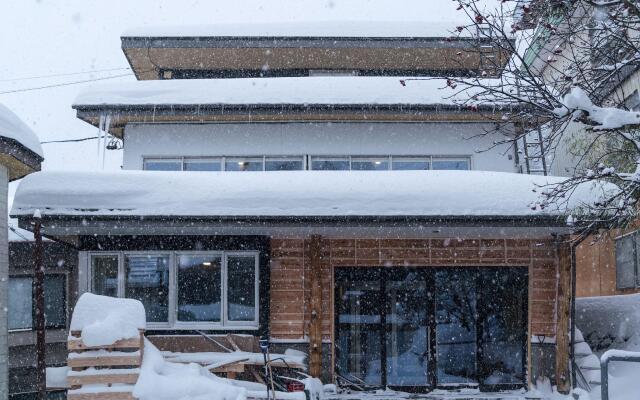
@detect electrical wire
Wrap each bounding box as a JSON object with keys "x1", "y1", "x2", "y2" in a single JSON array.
[
  {"x1": 0, "y1": 67, "x2": 131, "y2": 82},
  {"x1": 0, "y1": 72, "x2": 134, "y2": 95},
  {"x1": 40, "y1": 136, "x2": 101, "y2": 144}
]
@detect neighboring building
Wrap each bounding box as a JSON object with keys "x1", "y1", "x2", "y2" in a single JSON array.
[
  {"x1": 10, "y1": 20, "x2": 593, "y2": 394},
  {"x1": 7, "y1": 225, "x2": 77, "y2": 400},
  {"x1": 0, "y1": 105, "x2": 44, "y2": 400},
  {"x1": 520, "y1": 2, "x2": 640, "y2": 298}
]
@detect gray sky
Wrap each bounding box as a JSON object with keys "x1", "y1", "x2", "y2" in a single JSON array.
[{"x1": 0, "y1": 0, "x2": 457, "y2": 202}]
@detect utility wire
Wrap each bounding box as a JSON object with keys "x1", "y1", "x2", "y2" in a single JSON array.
[
  {"x1": 0, "y1": 72, "x2": 134, "y2": 95},
  {"x1": 0, "y1": 67, "x2": 131, "y2": 82},
  {"x1": 40, "y1": 136, "x2": 101, "y2": 144}
]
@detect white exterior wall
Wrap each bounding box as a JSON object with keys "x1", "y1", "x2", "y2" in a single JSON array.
[
  {"x1": 122, "y1": 122, "x2": 517, "y2": 172},
  {"x1": 0, "y1": 165, "x2": 8, "y2": 400}
]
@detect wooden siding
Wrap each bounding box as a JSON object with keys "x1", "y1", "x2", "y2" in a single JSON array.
[
  {"x1": 269, "y1": 237, "x2": 560, "y2": 341},
  {"x1": 576, "y1": 229, "x2": 640, "y2": 297}
]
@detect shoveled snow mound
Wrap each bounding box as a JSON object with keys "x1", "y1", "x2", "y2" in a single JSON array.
[
  {"x1": 71, "y1": 293, "x2": 146, "y2": 347},
  {"x1": 133, "y1": 339, "x2": 246, "y2": 400},
  {"x1": 0, "y1": 103, "x2": 43, "y2": 157},
  {"x1": 11, "y1": 170, "x2": 614, "y2": 218}
]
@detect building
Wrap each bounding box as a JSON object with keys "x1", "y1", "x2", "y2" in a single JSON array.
[
  {"x1": 519, "y1": 1, "x2": 640, "y2": 298},
  {"x1": 0, "y1": 105, "x2": 44, "y2": 400},
  {"x1": 7, "y1": 225, "x2": 77, "y2": 400},
  {"x1": 9, "y1": 20, "x2": 601, "y2": 394}
]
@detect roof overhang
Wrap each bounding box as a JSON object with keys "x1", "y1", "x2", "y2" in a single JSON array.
[
  {"x1": 121, "y1": 36, "x2": 514, "y2": 80},
  {"x1": 0, "y1": 136, "x2": 42, "y2": 181},
  {"x1": 73, "y1": 103, "x2": 520, "y2": 138}
]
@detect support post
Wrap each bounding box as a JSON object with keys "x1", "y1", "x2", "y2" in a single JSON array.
[
  {"x1": 308, "y1": 235, "x2": 323, "y2": 378},
  {"x1": 556, "y1": 236, "x2": 572, "y2": 394},
  {"x1": 33, "y1": 215, "x2": 46, "y2": 400}
]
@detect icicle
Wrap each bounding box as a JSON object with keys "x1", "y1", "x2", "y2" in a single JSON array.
[
  {"x1": 102, "y1": 114, "x2": 111, "y2": 170},
  {"x1": 97, "y1": 113, "x2": 105, "y2": 169}
]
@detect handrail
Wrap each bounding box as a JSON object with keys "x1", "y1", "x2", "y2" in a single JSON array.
[{"x1": 600, "y1": 352, "x2": 640, "y2": 400}]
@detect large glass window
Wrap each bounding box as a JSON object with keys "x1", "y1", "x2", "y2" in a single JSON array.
[
  {"x1": 265, "y1": 157, "x2": 304, "y2": 171},
  {"x1": 392, "y1": 157, "x2": 430, "y2": 171},
  {"x1": 226, "y1": 255, "x2": 257, "y2": 322},
  {"x1": 125, "y1": 254, "x2": 170, "y2": 323},
  {"x1": 89, "y1": 251, "x2": 259, "y2": 328},
  {"x1": 225, "y1": 157, "x2": 263, "y2": 171},
  {"x1": 143, "y1": 158, "x2": 182, "y2": 171},
  {"x1": 177, "y1": 254, "x2": 222, "y2": 322},
  {"x1": 184, "y1": 158, "x2": 222, "y2": 171},
  {"x1": 351, "y1": 157, "x2": 389, "y2": 171},
  {"x1": 432, "y1": 158, "x2": 471, "y2": 170},
  {"x1": 91, "y1": 255, "x2": 119, "y2": 297},
  {"x1": 9, "y1": 275, "x2": 66, "y2": 331},
  {"x1": 311, "y1": 157, "x2": 350, "y2": 170}
]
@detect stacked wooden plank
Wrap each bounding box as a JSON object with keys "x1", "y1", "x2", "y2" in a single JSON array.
[{"x1": 66, "y1": 330, "x2": 144, "y2": 400}]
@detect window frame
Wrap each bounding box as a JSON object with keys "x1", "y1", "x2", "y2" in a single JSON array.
[
  {"x1": 8, "y1": 273, "x2": 68, "y2": 332},
  {"x1": 87, "y1": 250, "x2": 260, "y2": 330},
  {"x1": 615, "y1": 231, "x2": 640, "y2": 289}
]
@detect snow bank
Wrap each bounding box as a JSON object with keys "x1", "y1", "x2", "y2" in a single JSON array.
[
  {"x1": 0, "y1": 103, "x2": 43, "y2": 157},
  {"x1": 74, "y1": 76, "x2": 496, "y2": 108},
  {"x1": 70, "y1": 293, "x2": 146, "y2": 347},
  {"x1": 133, "y1": 339, "x2": 246, "y2": 400},
  {"x1": 11, "y1": 170, "x2": 613, "y2": 218}
]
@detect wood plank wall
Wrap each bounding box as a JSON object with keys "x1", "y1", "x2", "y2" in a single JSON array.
[{"x1": 269, "y1": 237, "x2": 560, "y2": 341}]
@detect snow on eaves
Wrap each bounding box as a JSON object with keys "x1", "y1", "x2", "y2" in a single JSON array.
[
  {"x1": 74, "y1": 77, "x2": 496, "y2": 108},
  {"x1": 11, "y1": 170, "x2": 610, "y2": 219},
  {"x1": 0, "y1": 103, "x2": 43, "y2": 158}
]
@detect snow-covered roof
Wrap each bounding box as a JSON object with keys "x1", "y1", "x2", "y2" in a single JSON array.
[
  {"x1": 124, "y1": 20, "x2": 473, "y2": 39},
  {"x1": 11, "y1": 170, "x2": 609, "y2": 219},
  {"x1": 0, "y1": 104, "x2": 43, "y2": 158},
  {"x1": 74, "y1": 77, "x2": 492, "y2": 108}
]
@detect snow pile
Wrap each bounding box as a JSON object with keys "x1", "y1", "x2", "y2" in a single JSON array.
[
  {"x1": 0, "y1": 103, "x2": 43, "y2": 158},
  {"x1": 73, "y1": 76, "x2": 497, "y2": 108},
  {"x1": 70, "y1": 293, "x2": 146, "y2": 347},
  {"x1": 133, "y1": 339, "x2": 246, "y2": 400},
  {"x1": 11, "y1": 170, "x2": 614, "y2": 218}
]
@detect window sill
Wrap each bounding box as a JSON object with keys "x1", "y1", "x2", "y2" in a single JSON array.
[{"x1": 147, "y1": 323, "x2": 259, "y2": 331}]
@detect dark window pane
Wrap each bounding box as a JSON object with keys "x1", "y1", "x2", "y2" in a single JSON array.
[
  {"x1": 226, "y1": 256, "x2": 257, "y2": 322},
  {"x1": 177, "y1": 255, "x2": 222, "y2": 322},
  {"x1": 432, "y1": 159, "x2": 470, "y2": 170},
  {"x1": 125, "y1": 255, "x2": 170, "y2": 323},
  {"x1": 265, "y1": 158, "x2": 303, "y2": 171},
  {"x1": 616, "y1": 235, "x2": 636, "y2": 289},
  {"x1": 336, "y1": 272, "x2": 382, "y2": 386},
  {"x1": 44, "y1": 276, "x2": 66, "y2": 328},
  {"x1": 144, "y1": 159, "x2": 182, "y2": 171},
  {"x1": 184, "y1": 159, "x2": 221, "y2": 171},
  {"x1": 311, "y1": 158, "x2": 350, "y2": 170},
  {"x1": 8, "y1": 277, "x2": 32, "y2": 330},
  {"x1": 386, "y1": 273, "x2": 430, "y2": 386},
  {"x1": 351, "y1": 158, "x2": 389, "y2": 171},
  {"x1": 91, "y1": 255, "x2": 118, "y2": 297},
  {"x1": 392, "y1": 158, "x2": 430, "y2": 170},
  {"x1": 436, "y1": 270, "x2": 478, "y2": 386},
  {"x1": 225, "y1": 158, "x2": 263, "y2": 171}
]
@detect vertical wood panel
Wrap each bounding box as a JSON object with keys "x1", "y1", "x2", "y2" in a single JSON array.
[
  {"x1": 308, "y1": 235, "x2": 323, "y2": 378},
  {"x1": 555, "y1": 237, "x2": 572, "y2": 394}
]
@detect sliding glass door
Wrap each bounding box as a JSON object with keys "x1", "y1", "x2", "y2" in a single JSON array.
[{"x1": 335, "y1": 266, "x2": 527, "y2": 392}]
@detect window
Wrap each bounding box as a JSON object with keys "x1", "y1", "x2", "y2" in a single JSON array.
[
  {"x1": 143, "y1": 158, "x2": 182, "y2": 171},
  {"x1": 225, "y1": 157, "x2": 263, "y2": 171},
  {"x1": 624, "y1": 90, "x2": 640, "y2": 111},
  {"x1": 432, "y1": 158, "x2": 471, "y2": 170},
  {"x1": 351, "y1": 157, "x2": 389, "y2": 171},
  {"x1": 391, "y1": 157, "x2": 430, "y2": 170},
  {"x1": 89, "y1": 251, "x2": 259, "y2": 328},
  {"x1": 184, "y1": 158, "x2": 222, "y2": 171},
  {"x1": 8, "y1": 275, "x2": 67, "y2": 331},
  {"x1": 265, "y1": 157, "x2": 304, "y2": 171},
  {"x1": 311, "y1": 157, "x2": 350, "y2": 170},
  {"x1": 616, "y1": 232, "x2": 640, "y2": 289}
]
